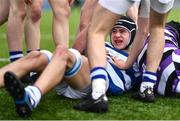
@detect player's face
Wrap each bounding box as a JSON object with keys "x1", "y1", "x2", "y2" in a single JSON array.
[{"x1": 111, "y1": 27, "x2": 130, "y2": 50}]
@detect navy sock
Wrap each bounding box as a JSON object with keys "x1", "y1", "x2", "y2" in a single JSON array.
[
  {"x1": 90, "y1": 67, "x2": 108, "y2": 81},
  {"x1": 9, "y1": 51, "x2": 23, "y2": 62},
  {"x1": 140, "y1": 71, "x2": 157, "y2": 92},
  {"x1": 91, "y1": 67, "x2": 108, "y2": 99},
  {"x1": 26, "y1": 49, "x2": 40, "y2": 54},
  {"x1": 143, "y1": 71, "x2": 157, "y2": 83}
]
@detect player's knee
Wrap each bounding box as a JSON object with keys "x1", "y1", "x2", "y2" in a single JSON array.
[
  {"x1": 22, "y1": 51, "x2": 49, "y2": 70},
  {"x1": 64, "y1": 49, "x2": 83, "y2": 78},
  {"x1": 79, "y1": 22, "x2": 89, "y2": 31},
  {"x1": 27, "y1": 51, "x2": 48, "y2": 66},
  {"x1": 30, "y1": 7, "x2": 42, "y2": 23},
  {"x1": 53, "y1": 5, "x2": 70, "y2": 20},
  {"x1": 25, "y1": 51, "x2": 42, "y2": 60},
  {"x1": 11, "y1": 8, "x2": 26, "y2": 20},
  {"x1": 54, "y1": 45, "x2": 69, "y2": 59}
]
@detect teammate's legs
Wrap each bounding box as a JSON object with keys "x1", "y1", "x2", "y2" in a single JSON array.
[
  {"x1": 133, "y1": 0, "x2": 175, "y2": 102},
  {"x1": 126, "y1": 2, "x2": 139, "y2": 23},
  {"x1": 7, "y1": 0, "x2": 26, "y2": 62},
  {"x1": 88, "y1": 0, "x2": 135, "y2": 100},
  {"x1": 74, "y1": 0, "x2": 135, "y2": 113},
  {"x1": 48, "y1": 0, "x2": 71, "y2": 47},
  {"x1": 140, "y1": 0, "x2": 174, "y2": 95},
  {"x1": 72, "y1": 0, "x2": 97, "y2": 54},
  {"x1": 24, "y1": 0, "x2": 43, "y2": 51}
]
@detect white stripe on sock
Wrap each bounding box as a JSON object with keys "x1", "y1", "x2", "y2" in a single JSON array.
[{"x1": 25, "y1": 86, "x2": 41, "y2": 108}]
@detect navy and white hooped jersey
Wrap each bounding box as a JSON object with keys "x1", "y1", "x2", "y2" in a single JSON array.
[
  {"x1": 137, "y1": 22, "x2": 180, "y2": 96},
  {"x1": 105, "y1": 42, "x2": 141, "y2": 95}
]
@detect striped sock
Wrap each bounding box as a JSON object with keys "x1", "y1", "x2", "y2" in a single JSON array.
[
  {"x1": 9, "y1": 51, "x2": 23, "y2": 62},
  {"x1": 91, "y1": 67, "x2": 108, "y2": 99},
  {"x1": 26, "y1": 49, "x2": 40, "y2": 54},
  {"x1": 25, "y1": 85, "x2": 42, "y2": 108},
  {"x1": 140, "y1": 71, "x2": 157, "y2": 92}
]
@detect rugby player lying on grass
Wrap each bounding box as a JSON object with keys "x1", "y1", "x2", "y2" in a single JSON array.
[
  {"x1": 74, "y1": 20, "x2": 180, "y2": 113},
  {"x1": 0, "y1": 16, "x2": 140, "y2": 117},
  {"x1": 113, "y1": 20, "x2": 180, "y2": 100}
]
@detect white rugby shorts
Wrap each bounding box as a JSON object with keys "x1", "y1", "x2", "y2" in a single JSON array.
[
  {"x1": 150, "y1": 0, "x2": 174, "y2": 13},
  {"x1": 98, "y1": 0, "x2": 139, "y2": 15}
]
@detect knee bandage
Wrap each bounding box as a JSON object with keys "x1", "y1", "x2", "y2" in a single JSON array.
[
  {"x1": 40, "y1": 50, "x2": 53, "y2": 63},
  {"x1": 64, "y1": 49, "x2": 83, "y2": 78}
]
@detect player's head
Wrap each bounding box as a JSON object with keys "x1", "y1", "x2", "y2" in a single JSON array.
[{"x1": 110, "y1": 16, "x2": 137, "y2": 50}]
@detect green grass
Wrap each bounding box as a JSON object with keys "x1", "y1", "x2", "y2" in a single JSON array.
[{"x1": 0, "y1": 7, "x2": 180, "y2": 120}]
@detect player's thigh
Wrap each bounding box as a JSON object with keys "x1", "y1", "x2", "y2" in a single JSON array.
[
  {"x1": 80, "y1": 0, "x2": 97, "y2": 26},
  {"x1": 89, "y1": 3, "x2": 121, "y2": 36},
  {"x1": 0, "y1": 0, "x2": 10, "y2": 11},
  {"x1": 126, "y1": 2, "x2": 139, "y2": 22},
  {"x1": 9, "y1": 0, "x2": 25, "y2": 11},
  {"x1": 139, "y1": 0, "x2": 150, "y2": 18},
  {"x1": 0, "y1": 0, "x2": 10, "y2": 22}
]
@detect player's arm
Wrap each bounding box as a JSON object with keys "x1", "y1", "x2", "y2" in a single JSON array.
[{"x1": 113, "y1": 0, "x2": 150, "y2": 69}]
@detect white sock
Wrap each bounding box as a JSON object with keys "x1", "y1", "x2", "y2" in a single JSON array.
[
  {"x1": 25, "y1": 86, "x2": 42, "y2": 108},
  {"x1": 140, "y1": 82, "x2": 154, "y2": 93},
  {"x1": 92, "y1": 79, "x2": 107, "y2": 100}
]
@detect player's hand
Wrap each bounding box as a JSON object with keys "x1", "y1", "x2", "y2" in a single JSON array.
[
  {"x1": 112, "y1": 56, "x2": 128, "y2": 69},
  {"x1": 25, "y1": 0, "x2": 33, "y2": 5}
]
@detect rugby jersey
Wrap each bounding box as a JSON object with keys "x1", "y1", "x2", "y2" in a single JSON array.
[
  {"x1": 137, "y1": 23, "x2": 180, "y2": 96},
  {"x1": 105, "y1": 42, "x2": 141, "y2": 95}
]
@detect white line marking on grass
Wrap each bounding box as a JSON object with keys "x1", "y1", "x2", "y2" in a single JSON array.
[
  {"x1": 0, "y1": 58, "x2": 9, "y2": 62},
  {"x1": 1, "y1": 33, "x2": 76, "y2": 40}
]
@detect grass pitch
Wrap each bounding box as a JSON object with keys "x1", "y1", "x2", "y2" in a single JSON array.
[{"x1": 0, "y1": 7, "x2": 180, "y2": 120}]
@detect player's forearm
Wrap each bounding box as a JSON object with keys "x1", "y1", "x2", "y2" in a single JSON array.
[
  {"x1": 126, "y1": 17, "x2": 149, "y2": 68},
  {"x1": 126, "y1": 34, "x2": 145, "y2": 67}
]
